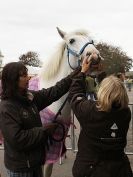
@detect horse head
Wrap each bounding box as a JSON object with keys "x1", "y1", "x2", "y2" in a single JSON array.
[
  {"x1": 56, "y1": 27, "x2": 103, "y2": 74},
  {"x1": 41, "y1": 27, "x2": 103, "y2": 81}
]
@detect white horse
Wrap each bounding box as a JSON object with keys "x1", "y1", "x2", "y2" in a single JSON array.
[{"x1": 29, "y1": 27, "x2": 101, "y2": 177}]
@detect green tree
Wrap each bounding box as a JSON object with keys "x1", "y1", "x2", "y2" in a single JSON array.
[
  {"x1": 19, "y1": 51, "x2": 42, "y2": 67},
  {"x1": 96, "y1": 42, "x2": 132, "y2": 74}
]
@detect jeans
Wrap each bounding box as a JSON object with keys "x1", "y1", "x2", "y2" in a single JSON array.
[{"x1": 6, "y1": 166, "x2": 43, "y2": 177}]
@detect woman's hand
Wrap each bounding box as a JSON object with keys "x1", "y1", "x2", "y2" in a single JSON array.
[
  {"x1": 44, "y1": 122, "x2": 58, "y2": 135},
  {"x1": 81, "y1": 54, "x2": 94, "y2": 73}
]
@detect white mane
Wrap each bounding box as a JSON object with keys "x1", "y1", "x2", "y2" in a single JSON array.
[{"x1": 40, "y1": 41, "x2": 66, "y2": 80}]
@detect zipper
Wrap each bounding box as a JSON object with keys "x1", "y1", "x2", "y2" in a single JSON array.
[
  {"x1": 27, "y1": 160, "x2": 30, "y2": 168},
  {"x1": 31, "y1": 107, "x2": 36, "y2": 114}
]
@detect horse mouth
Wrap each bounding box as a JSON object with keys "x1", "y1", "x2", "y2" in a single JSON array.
[{"x1": 91, "y1": 56, "x2": 101, "y2": 65}]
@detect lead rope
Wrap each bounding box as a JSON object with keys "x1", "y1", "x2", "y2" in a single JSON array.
[{"x1": 50, "y1": 97, "x2": 68, "y2": 142}]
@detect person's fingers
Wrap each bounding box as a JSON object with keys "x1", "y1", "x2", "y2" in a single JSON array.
[
  {"x1": 82, "y1": 56, "x2": 88, "y2": 65},
  {"x1": 44, "y1": 123, "x2": 58, "y2": 129},
  {"x1": 87, "y1": 54, "x2": 94, "y2": 62}
]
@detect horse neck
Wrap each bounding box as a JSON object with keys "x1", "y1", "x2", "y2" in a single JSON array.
[{"x1": 40, "y1": 52, "x2": 72, "y2": 89}]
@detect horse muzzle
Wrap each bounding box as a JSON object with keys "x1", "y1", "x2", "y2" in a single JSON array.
[
  {"x1": 85, "y1": 53, "x2": 104, "y2": 77},
  {"x1": 86, "y1": 53, "x2": 102, "y2": 66}
]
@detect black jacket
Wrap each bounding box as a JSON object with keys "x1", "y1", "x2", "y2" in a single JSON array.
[
  {"x1": 68, "y1": 72, "x2": 132, "y2": 177},
  {"x1": 0, "y1": 73, "x2": 74, "y2": 172}
]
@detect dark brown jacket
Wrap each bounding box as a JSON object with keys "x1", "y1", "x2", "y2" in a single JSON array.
[{"x1": 0, "y1": 71, "x2": 77, "y2": 172}]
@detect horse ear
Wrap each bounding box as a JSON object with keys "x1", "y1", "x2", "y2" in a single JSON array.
[{"x1": 56, "y1": 27, "x2": 66, "y2": 39}]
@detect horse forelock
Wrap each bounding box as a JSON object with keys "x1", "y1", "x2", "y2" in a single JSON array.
[
  {"x1": 69, "y1": 29, "x2": 89, "y2": 37},
  {"x1": 40, "y1": 41, "x2": 66, "y2": 80}
]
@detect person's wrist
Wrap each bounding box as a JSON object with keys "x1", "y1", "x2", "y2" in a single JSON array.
[
  {"x1": 80, "y1": 71, "x2": 86, "y2": 76},
  {"x1": 81, "y1": 69, "x2": 89, "y2": 73},
  {"x1": 81, "y1": 70, "x2": 85, "y2": 73}
]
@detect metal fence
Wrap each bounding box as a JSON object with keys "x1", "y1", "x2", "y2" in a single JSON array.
[{"x1": 125, "y1": 104, "x2": 133, "y2": 155}]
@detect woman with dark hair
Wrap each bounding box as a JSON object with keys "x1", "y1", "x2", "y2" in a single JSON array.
[
  {"x1": 1, "y1": 62, "x2": 29, "y2": 99},
  {"x1": 0, "y1": 61, "x2": 80, "y2": 177},
  {"x1": 68, "y1": 55, "x2": 132, "y2": 177}
]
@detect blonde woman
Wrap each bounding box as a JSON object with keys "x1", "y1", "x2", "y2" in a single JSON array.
[{"x1": 68, "y1": 55, "x2": 132, "y2": 177}]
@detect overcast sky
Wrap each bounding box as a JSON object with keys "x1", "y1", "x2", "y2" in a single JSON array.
[{"x1": 0, "y1": 0, "x2": 133, "y2": 66}]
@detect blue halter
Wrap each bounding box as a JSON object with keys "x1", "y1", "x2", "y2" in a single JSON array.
[{"x1": 67, "y1": 41, "x2": 94, "y2": 70}]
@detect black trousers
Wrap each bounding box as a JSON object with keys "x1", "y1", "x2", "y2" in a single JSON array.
[{"x1": 72, "y1": 156, "x2": 133, "y2": 177}]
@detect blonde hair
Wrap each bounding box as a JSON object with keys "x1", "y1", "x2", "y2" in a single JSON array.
[{"x1": 97, "y1": 75, "x2": 129, "y2": 112}]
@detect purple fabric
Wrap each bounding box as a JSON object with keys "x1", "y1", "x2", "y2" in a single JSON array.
[{"x1": 29, "y1": 76, "x2": 70, "y2": 164}]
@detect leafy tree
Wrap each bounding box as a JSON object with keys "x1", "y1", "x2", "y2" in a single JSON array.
[
  {"x1": 19, "y1": 51, "x2": 42, "y2": 67},
  {"x1": 96, "y1": 42, "x2": 132, "y2": 75}
]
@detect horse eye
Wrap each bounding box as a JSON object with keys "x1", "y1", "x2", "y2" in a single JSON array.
[{"x1": 69, "y1": 39, "x2": 75, "y2": 44}]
